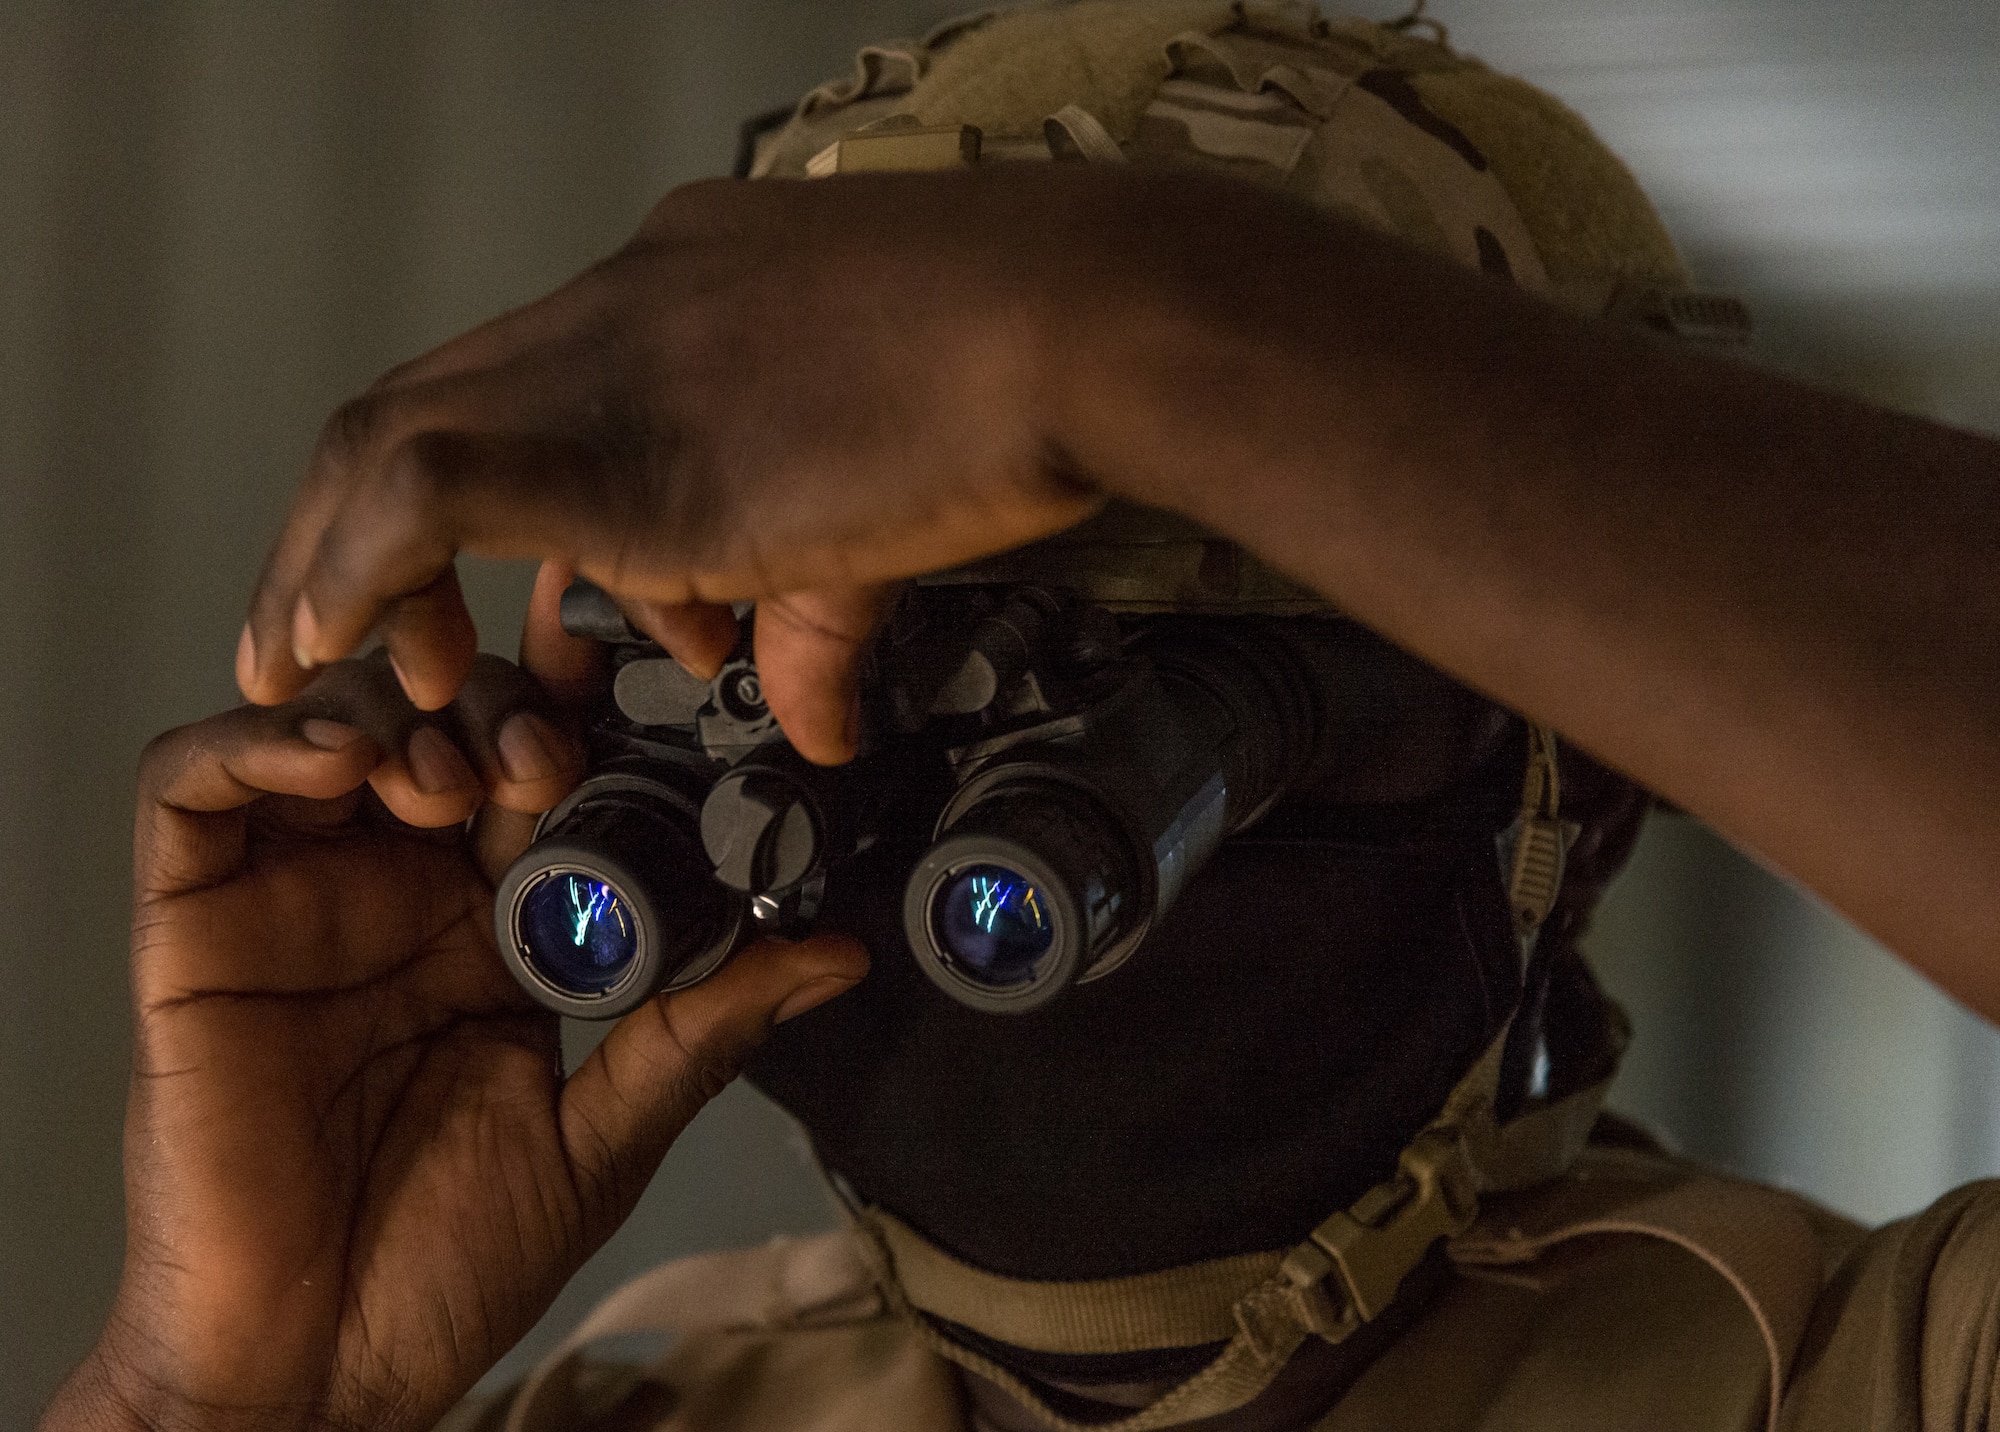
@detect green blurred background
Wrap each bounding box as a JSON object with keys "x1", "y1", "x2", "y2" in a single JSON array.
[{"x1": 5, "y1": 1, "x2": 1997, "y2": 1421}]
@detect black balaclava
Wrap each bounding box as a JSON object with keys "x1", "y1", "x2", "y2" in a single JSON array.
[{"x1": 745, "y1": 639, "x2": 1650, "y2": 1388}]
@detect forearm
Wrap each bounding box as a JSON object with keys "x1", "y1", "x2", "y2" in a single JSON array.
[{"x1": 1053, "y1": 179, "x2": 2000, "y2": 1016}]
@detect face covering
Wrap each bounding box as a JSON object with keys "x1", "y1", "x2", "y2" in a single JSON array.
[{"x1": 746, "y1": 747, "x2": 1530, "y2": 1286}]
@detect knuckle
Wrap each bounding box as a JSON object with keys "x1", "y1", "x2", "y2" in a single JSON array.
[
  {"x1": 363, "y1": 353, "x2": 428, "y2": 395},
  {"x1": 315, "y1": 394, "x2": 465, "y2": 518},
  {"x1": 668, "y1": 1052, "x2": 740, "y2": 1113},
  {"x1": 315, "y1": 393, "x2": 391, "y2": 473},
  {"x1": 652, "y1": 1000, "x2": 743, "y2": 1110},
  {"x1": 378, "y1": 428, "x2": 467, "y2": 512},
  {"x1": 135, "y1": 726, "x2": 189, "y2": 792},
  {"x1": 636, "y1": 179, "x2": 716, "y2": 241}
]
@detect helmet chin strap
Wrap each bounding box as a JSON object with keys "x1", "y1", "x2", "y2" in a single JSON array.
[
  {"x1": 1499, "y1": 723, "x2": 1577, "y2": 962},
  {"x1": 836, "y1": 726, "x2": 1620, "y2": 1432}
]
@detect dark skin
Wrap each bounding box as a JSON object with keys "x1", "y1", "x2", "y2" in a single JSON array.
[
  {"x1": 47, "y1": 165, "x2": 2000, "y2": 1431},
  {"x1": 44, "y1": 577, "x2": 866, "y2": 1432}
]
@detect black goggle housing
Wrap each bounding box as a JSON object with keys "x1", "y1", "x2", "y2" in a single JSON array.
[{"x1": 495, "y1": 567, "x2": 1355, "y2": 1018}]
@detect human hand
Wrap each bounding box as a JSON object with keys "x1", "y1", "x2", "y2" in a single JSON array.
[
  {"x1": 235, "y1": 168, "x2": 1141, "y2": 765},
  {"x1": 45, "y1": 641, "x2": 865, "y2": 1432}
]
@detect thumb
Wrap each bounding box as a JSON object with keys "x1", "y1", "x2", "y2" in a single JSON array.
[{"x1": 557, "y1": 934, "x2": 868, "y2": 1229}]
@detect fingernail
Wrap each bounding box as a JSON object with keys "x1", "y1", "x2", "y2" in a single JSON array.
[
  {"x1": 291, "y1": 595, "x2": 321, "y2": 671},
  {"x1": 405, "y1": 724, "x2": 476, "y2": 794},
  {"x1": 388, "y1": 652, "x2": 419, "y2": 705},
  {"x1": 679, "y1": 650, "x2": 725, "y2": 682},
  {"x1": 301, "y1": 718, "x2": 364, "y2": 751},
  {"x1": 497, "y1": 712, "x2": 563, "y2": 784},
  {"x1": 236, "y1": 623, "x2": 258, "y2": 690},
  {"x1": 773, "y1": 974, "x2": 860, "y2": 1025}
]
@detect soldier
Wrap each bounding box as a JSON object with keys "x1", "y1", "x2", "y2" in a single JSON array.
[{"x1": 41, "y1": 4, "x2": 2000, "y2": 1431}]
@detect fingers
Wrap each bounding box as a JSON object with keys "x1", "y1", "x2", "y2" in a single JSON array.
[
  {"x1": 144, "y1": 710, "x2": 379, "y2": 816},
  {"x1": 241, "y1": 362, "x2": 633, "y2": 712},
  {"x1": 558, "y1": 934, "x2": 868, "y2": 1226},
  {"x1": 143, "y1": 654, "x2": 586, "y2": 906},
  {"x1": 137, "y1": 706, "x2": 382, "y2": 897},
  {"x1": 520, "y1": 561, "x2": 608, "y2": 709},
  {"x1": 237, "y1": 442, "x2": 367, "y2": 705},
  {"x1": 526, "y1": 561, "x2": 882, "y2": 767},
  {"x1": 442, "y1": 654, "x2": 585, "y2": 816},
  {"x1": 286, "y1": 430, "x2": 497, "y2": 686},
  {"x1": 277, "y1": 657, "x2": 489, "y2": 830},
  {"x1": 237, "y1": 250, "x2": 651, "y2": 711},
  {"x1": 623, "y1": 597, "x2": 739, "y2": 682},
  {"x1": 375, "y1": 567, "x2": 479, "y2": 712},
  {"x1": 754, "y1": 587, "x2": 894, "y2": 765},
  {"x1": 303, "y1": 652, "x2": 580, "y2": 825}
]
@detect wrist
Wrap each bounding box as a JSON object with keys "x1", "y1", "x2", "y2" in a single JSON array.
[
  {"x1": 1028, "y1": 166, "x2": 1344, "y2": 532},
  {"x1": 40, "y1": 1343, "x2": 163, "y2": 1432},
  {"x1": 1023, "y1": 169, "x2": 1189, "y2": 517},
  {"x1": 40, "y1": 1336, "x2": 333, "y2": 1432}
]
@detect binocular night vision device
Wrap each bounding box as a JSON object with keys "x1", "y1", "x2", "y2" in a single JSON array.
[{"x1": 494, "y1": 548, "x2": 1351, "y2": 1016}]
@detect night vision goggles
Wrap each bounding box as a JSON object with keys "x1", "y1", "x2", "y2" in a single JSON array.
[{"x1": 494, "y1": 506, "x2": 1367, "y2": 1016}]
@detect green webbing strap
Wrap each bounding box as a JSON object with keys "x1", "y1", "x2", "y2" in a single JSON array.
[{"x1": 868, "y1": 1211, "x2": 1282, "y2": 1352}]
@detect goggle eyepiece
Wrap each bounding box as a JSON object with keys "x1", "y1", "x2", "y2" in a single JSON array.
[
  {"x1": 931, "y1": 861, "x2": 1056, "y2": 987},
  {"x1": 495, "y1": 772, "x2": 742, "y2": 1019},
  {"x1": 905, "y1": 784, "x2": 1137, "y2": 1013},
  {"x1": 515, "y1": 869, "x2": 641, "y2": 995}
]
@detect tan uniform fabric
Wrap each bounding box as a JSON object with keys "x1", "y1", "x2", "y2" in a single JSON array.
[
  {"x1": 447, "y1": 1146, "x2": 1999, "y2": 1432},
  {"x1": 1779, "y1": 1181, "x2": 2000, "y2": 1432}
]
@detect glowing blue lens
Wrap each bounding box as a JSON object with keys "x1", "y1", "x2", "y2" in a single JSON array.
[
  {"x1": 933, "y1": 864, "x2": 1054, "y2": 987},
  {"x1": 518, "y1": 872, "x2": 640, "y2": 995}
]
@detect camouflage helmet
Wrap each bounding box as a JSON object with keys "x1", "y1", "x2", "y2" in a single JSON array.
[{"x1": 744, "y1": 0, "x2": 1746, "y2": 614}]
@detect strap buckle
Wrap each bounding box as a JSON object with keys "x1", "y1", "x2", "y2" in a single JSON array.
[{"x1": 1285, "y1": 1128, "x2": 1480, "y2": 1335}]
